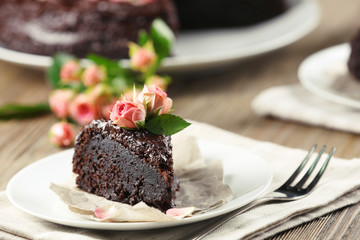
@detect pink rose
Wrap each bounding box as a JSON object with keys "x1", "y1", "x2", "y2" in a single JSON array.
[
  {"x1": 88, "y1": 83, "x2": 112, "y2": 106},
  {"x1": 60, "y1": 61, "x2": 82, "y2": 83},
  {"x1": 82, "y1": 65, "x2": 106, "y2": 87},
  {"x1": 138, "y1": 85, "x2": 172, "y2": 115},
  {"x1": 48, "y1": 122, "x2": 75, "y2": 147},
  {"x1": 48, "y1": 89, "x2": 75, "y2": 119},
  {"x1": 69, "y1": 93, "x2": 100, "y2": 125},
  {"x1": 130, "y1": 47, "x2": 157, "y2": 72},
  {"x1": 110, "y1": 100, "x2": 145, "y2": 129}
]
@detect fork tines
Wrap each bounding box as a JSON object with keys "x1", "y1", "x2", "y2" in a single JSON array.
[{"x1": 281, "y1": 144, "x2": 335, "y2": 193}]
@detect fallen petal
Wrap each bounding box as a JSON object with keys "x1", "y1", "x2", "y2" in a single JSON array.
[
  {"x1": 166, "y1": 206, "x2": 195, "y2": 219},
  {"x1": 94, "y1": 204, "x2": 118, "y2": 220}
]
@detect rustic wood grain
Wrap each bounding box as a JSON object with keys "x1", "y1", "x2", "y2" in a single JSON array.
[{"x1": 0, "y1": 0, "x2": 360, "y2": 239}]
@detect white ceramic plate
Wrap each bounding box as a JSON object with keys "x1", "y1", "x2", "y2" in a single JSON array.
[
  {"x1": 0, "y1": 0, "x2": 320, "y2": 72},
  {"x1": 6, "y1": 140, "x2": 272, "y2": 230},
  {"x1": 298, "y1": 43, "x2": 360, "y2": 109}
]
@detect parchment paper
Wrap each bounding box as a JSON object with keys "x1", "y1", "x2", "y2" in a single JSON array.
[{"x1": 50, "y1": 134, "x2": 233, "y2": 222}]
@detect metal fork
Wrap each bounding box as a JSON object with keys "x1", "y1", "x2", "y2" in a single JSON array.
[{"x1": 185, "y1": 144, "x2": 335, "y2": 240}]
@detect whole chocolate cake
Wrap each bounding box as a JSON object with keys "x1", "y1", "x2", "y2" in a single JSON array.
[
  {"x1": 348, "y1": 30, "x2": 360, "y2": 81},
  {"x1": 0, "y1": 0, "x2": 178, "y2": 59},
  {"x1": 73, "y1": 119, "x2": 177, "y2": 212},
  {"x1": 173, "y1": 0, "x2": 287, "y2": 30}
]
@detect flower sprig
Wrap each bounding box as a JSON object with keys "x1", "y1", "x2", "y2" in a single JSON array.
[
  {"x1": 47, "y1": 19, "x2": 174, "y2": 127},
  {"x1": 110, "y1": 85, "x2": 190, "y2": 136},
  {"x1": 0, "y1": 19, "x2": 179, "y2": 146},
  {"x1": 46, "y1": 18, "x2": 183, "y2": 146}
]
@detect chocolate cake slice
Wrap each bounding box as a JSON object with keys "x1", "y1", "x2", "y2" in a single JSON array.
[{"x1": 72, "y1": 119, "x2": 177, "y2": 212}]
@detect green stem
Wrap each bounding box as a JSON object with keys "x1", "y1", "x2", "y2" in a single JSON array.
[{"x1": 0, "y1": 103, "x2": 51, "y2": 119}]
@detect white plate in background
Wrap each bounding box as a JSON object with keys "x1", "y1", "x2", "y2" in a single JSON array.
[
  {"x1": 0, "y1": 0, "x2": 320, "y2": 72},
  {"x1": 298, "y1": 43, "x2": 360, "y2": 110}
]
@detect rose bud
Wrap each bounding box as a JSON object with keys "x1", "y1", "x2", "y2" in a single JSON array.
[
  {"x1": 87, "y1": 84, "x2": 114, "y2": 120},
  {"x1": 60, "y1": 60, "x2": 82, "y2": 83},
  {"x1": 101, "y1": 99, "x2": 118, "y2": 120},
  {"x1": 88, "y1": 83, "x2": 113, "y2": 106},
  {"x1": 137, "y1": 85, "x2": 173, "y2": 115},
  {"x1": 82, "y1": 65, "x2": 106, "y2": 87},
  {"x1": 145, "y1": 75, "x2": 170, "y2": 91},
  {"x1": 48, "y1": 89, "x2": 75, "y2": 119},
  {"x1": 110, "y1": 100, "x2": 146, "y2": 129},
  {"x1": 69, "y1": 93, "x2": 100, "y2": 125},
  {"x1": 48, "y1": 122, "x2": 75, "y2": 147},
  {"x1": 129, "y1": 42, "x2": 157, "y2": 72}
]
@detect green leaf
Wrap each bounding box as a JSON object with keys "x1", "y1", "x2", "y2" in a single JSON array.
[
  {"x1": 138, "y1": 30, "x2": 150, "y2": 47},
  {"x1": 145, "y1": 114, "x2": 191, "y2": 136},
  {"x1": 0, "y1": 103, "x2": 51, "y2": 119},
  {"x1": 150, "y1": 18, "x2": 175, "y2": 60},
  {"x1": 47, "y1": 53, "x2": 75, "y2": 88},
  {"x1": 87, "y1": 54, "x2": 119, "y2": 69},
  {"x1": 87, "y1": 54, "x2": 122, "y2": 76},
  {"x1": 87, "y1": 53, "x2": 138, "y2": 89}
]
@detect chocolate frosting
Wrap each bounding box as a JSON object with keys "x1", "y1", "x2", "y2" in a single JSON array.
[{"x1": 72, "y1": 120, "x2": 177, "y2": 212}]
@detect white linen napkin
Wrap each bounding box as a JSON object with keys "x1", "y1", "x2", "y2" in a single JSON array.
[
  {"x1": 251, "y1": 84, "x2": 360, "y2": 134},
  {"x1": 2, "y1": 121, "x2": 360, "y2": 240}
]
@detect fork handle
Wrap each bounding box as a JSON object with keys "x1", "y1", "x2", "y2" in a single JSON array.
[{"x1": 180, "y1": 197, "x2": 272, "y2": 240}]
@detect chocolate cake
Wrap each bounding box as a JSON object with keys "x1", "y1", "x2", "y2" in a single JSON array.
[
  {"x1": 0, "y1": 0, "x2": 178, "y2": 59},
  {"x1": 173, "y1": 0, "x2": 288, "y2": 30},
  {"x1": 348, "y1": 29, "x2": 360, "y2": 80},
  {"x1": 72, "y1": 119, "x2": 177, "y2": 212}
]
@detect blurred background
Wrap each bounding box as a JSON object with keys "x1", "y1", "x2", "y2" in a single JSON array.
[{"x1": 2, "y1": 0, "x2": 360, "y2": 238}]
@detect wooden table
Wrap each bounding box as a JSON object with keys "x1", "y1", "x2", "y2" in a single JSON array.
[{"x1": 1, "y1": 0, "x2": 360, "y2": 239}]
